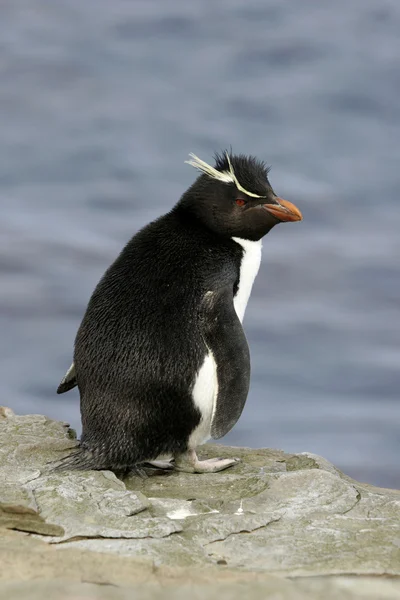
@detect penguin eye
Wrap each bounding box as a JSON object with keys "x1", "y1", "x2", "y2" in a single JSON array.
[{"x1": 235, "y1": 198, "x2": 247, "y2": 207}]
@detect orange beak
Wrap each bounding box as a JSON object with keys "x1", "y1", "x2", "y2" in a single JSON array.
[{"x1": 263, "y1": 197, "x2": 303, "y2": 222}]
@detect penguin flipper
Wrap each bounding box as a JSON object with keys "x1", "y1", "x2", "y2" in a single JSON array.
[
  {"x1": 199, "y1": 286, "x2": 250, "y2": 440},
  {"x1": 57, "y1": 362, "x2": 77, "y2": 394}
]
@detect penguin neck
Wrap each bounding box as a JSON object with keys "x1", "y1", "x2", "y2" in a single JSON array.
[
  {"x1": 173, "y1": 202, "x2": 263, "y2": 243},
  {"x1": 172, "y1": 203, "x2": 225, "y2": 241}
]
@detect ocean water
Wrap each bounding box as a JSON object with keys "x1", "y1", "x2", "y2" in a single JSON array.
[{"x1": 1, "y1": 0, "x2": 399, "y2": 488}]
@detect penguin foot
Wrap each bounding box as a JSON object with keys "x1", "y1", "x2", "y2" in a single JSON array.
[
  {"x1": 174, "y1": 450, "x2": 240, "y2": 474},
  {"x1": 117, "y1": 465, "x2": 149, "y2": 479},
  {"x1": 143, "y1": 459, "x2": 175, "y2": 470}
]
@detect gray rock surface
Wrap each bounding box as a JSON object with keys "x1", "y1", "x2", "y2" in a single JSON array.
[{"x1": 1, "y1": 407, "x2": 399, "y2": 599}]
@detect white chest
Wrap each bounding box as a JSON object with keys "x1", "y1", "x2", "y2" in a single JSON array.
[
  {"x1": 189, "y1": 352, "x2": 218, "y2": 447},
  {"x1": 231, "y1": 237, "x2": 262, "y2": 323}
]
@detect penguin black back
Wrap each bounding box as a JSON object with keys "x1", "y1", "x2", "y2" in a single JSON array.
[{"x1": 71, "y1": 210, "x2": 240, "y2": 469}]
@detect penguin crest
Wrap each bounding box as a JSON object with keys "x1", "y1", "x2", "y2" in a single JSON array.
[{"x1": 185, "y1": 151, "x2": 267, "y2": 198}]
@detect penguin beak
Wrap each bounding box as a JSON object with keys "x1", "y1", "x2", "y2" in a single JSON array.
[{"x1": 263, "y1": 197, "x2": 303, "y2": 222}]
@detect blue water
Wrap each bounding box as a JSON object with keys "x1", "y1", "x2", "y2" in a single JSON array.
[{"x1": 1, "y1": 0, "x2": 399, "y2": 488}]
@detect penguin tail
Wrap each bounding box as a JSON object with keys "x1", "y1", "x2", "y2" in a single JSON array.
[{"x1": 49, "y1": 445, "x2": 101, "y2": 472}]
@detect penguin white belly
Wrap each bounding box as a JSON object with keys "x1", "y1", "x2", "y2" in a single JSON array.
[
  {"x1": 188, "y1": 237, "x2": 262, "y2": 447},
  {"x1": 189, "y1": 352, "x2": 218, "y2": 447}
]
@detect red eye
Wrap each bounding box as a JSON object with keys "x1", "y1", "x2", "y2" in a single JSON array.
[{"x1": 235, "y1": 198, "x2": 246, "y2": 207}]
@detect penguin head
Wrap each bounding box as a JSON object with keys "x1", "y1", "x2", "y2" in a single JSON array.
[{"x1": 181, "y1": 152, "x2": 302, "y2": 241}]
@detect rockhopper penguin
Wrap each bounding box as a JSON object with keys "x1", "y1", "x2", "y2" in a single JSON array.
[{"x1": 56, "y1": 152, "x2": 302, "y2": 473}]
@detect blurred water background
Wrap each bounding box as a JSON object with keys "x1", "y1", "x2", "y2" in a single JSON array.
[{"x1": 1, "y1": 0, "x2": 399, "y2": 488}]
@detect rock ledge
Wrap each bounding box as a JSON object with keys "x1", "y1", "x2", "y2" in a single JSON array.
[{"x1": 1, "y1": 407, "x2": 399, "y2": 599}]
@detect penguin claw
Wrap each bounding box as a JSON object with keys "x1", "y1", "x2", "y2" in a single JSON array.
[
  {"x1": 118, "y1": 465, "x2": 149, "y2": 479},
  {"x1": 207, "y1": 457, "x2": 240, "y2": 464}
]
